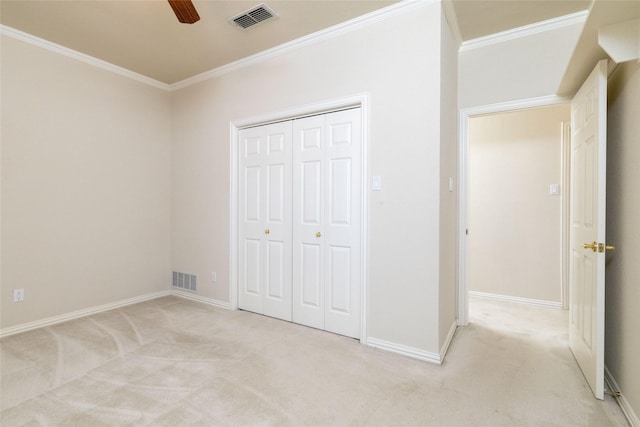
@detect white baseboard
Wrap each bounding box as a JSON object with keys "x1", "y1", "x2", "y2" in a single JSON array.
[
  {"x1": 0, "y1": 290, "x2": 171, "y2": 338},
  {"x1": 171, "y1": 289, "x2": 232, "y2": 310},
  {"x1": 366, "y1": 337, "x2": 442, "y2": 365},
  {"x1": 605, "y1": 365, "x2": 640, "y2": 427},
  {"x1": 440, "y1": 320, "x2": 458, "y2": 363},
  {"x1": 469, "y1": 291, "x2": 563, "y2": 309}
]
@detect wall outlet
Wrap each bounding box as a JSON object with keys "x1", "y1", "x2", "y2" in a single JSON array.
[
  {"x1": 13, "y1": 288, "x2": 24, "y2": 302},
  {"x1": 211, "y1": 272, "x2": 217, "y2": 283}
]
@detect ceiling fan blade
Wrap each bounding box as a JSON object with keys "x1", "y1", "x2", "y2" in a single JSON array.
[{"x1": 168, "y1": 0, "x2": 200, "y2": 24}]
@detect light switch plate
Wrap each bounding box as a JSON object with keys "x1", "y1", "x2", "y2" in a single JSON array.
[
  {"x1": 372, "y1": 176, "x2": 382, "y2": 191},
  {"x1": 549, "y1": 184, "x2": 560, "y2": 195}
]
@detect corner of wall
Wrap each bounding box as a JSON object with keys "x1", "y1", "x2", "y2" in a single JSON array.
[{"x1": 438, "y1": 3, "x2": 459, "y2": 348}]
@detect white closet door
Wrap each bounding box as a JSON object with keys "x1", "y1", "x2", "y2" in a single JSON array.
[
  {"x1": 292, "y1": 115, "x2": 326, "y2": 330},
  {"x1": 292, "y1": 108, "x2": 362, "y2": 338},
  {"x1": 323, "y1": 109, "x2": 362, "y2": 338},
  {"x1": 238, "y1": 121, "x2": 292, "y2": 321}
]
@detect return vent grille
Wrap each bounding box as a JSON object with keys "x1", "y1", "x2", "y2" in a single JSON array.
[
  {"x1": 173, "y1": 271, "x2": 197, "y2": 293},
  {"x1": 230, "y1": 4, "x2": 277, "y2": 29}
]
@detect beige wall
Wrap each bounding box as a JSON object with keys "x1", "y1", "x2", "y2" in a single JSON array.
[
  {"x1": 459, "y1": 22, "x2": 583, "y2": 108},
  {"x1": 468, "y1": 105, "x2": 569, "y2": 303},
  {"x1": 605, "y1": 61, "x2": 640, "y2": 419},
  {"x1": 171, "y1": 3, "x2": 456, "y2": 354},
  {"x1": 1, "y1": 36, "x2": 172, "y2": 328}
]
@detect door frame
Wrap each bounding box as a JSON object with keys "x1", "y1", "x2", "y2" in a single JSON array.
[
  {"x1": 229, "y1": 93, "x2": 370, "y2": 343},
  {"x1": 457, "y1": 95, "x2": 571, "y2": 326}
]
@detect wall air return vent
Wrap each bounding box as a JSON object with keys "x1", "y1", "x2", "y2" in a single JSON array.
[
  {"x1": 230, "y1": 4, "x2": 277, "y2": 29},
  {"x1": 173, "y1": 271, "x2": 197, "y2": 293}
]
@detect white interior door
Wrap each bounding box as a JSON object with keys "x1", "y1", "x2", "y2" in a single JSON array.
[
  {"x1": 323, "y1": 110, "x2": 362, "y2": 338},
  {"x1": 238, "y1": 121, "x2": 292, "y2": 321},
  {"x1": 292, "y1": 114, "x2": 326, "y2": 330},
  {"x1": 569, "y1": 59, "x2": 608, "y2": 400},
  {"x1": 292, "y1": 108, "x2": 362, "y2": 338}
]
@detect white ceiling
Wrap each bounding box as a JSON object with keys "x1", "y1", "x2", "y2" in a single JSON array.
[{"x1": 0, "y1": 0, "x2": 631, "y2": 87}]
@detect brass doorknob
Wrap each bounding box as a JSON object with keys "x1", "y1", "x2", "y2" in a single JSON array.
[
  {"x1": 582, "y1": 241, "x2": 616, "y2": 253},
  {"x1": 264, "y1": 229, "x2": 270, "y2": 235},
  {"x1": 316, "y1": 232, "x2": 322, "y2": 238}
]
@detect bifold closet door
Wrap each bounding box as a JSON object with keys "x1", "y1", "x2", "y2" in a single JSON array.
[
  {"x1": 238, "y1": 121, "x2": 293, "y2": 321},
  {"x1": 292, "y1": 108, "x2": 362, "y2": 339}
]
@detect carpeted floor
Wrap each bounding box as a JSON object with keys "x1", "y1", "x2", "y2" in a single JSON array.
[{"x1": 0, "y1": 296, "x2": 629, "y2": 426}]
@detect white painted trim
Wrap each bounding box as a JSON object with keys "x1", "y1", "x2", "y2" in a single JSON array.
[
  {"x1": 171, "y1": 289, "x2": 232, "y2": 310},
  {"x1": 605, "y1": 365, "x2": 640, "y2": 427},
  {"x1": 458, "y1": 95, "x2": 571, "y2": 327},
  {"x1": 441, "y1": 0, "x2": 463, "y2": 48},
  {"x1": 0, "y1": 25, "x2": 170, "y2": 91},
  {"x1": 440, "y1": 320, "x2": 458, "y2": 363},
  {"x1": 367, "y1": 337, "x2": 442, "y2": 365},
  {"x1": 0, "y1": 291, "x2": 171, "y2": 338},
  {"x1": 232, "y1": 97, "x2": 364, "y2": 129},
  {"x1": 457, "y1": 104, "x2": 470, "y2": 327},
  {"x1": 460, "y1": 10, "x2": 589, "y2": 52},
  {"x1": 462, "y1": 95, "x2": 571, "y2": 118},
  {"x1": 561, "y1": 121, "x2": 572, "y2": 310},
  {"x1": 229, "y1": 123, "x2": 240, "y2": 312},
  {"x1": 169, "y1": 0, "x2": 436, "y2": 90},
  {"x1": 229, "y1": 93, "x2": 370, "y2": 343},
  {"x1": 469, "y1": 291, "x2": 563, "y2": 310}
]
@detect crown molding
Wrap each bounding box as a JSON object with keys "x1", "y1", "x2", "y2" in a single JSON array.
[
  {"x1": 441, "y1": 0, "x2": 463, "y2": 48},
  {"x1": 0, "y1": 25, "x2": 171, "y2": 91},
  {"x1": 460, "y1": 10, "x2": 589, "y2": 52},
  {"x1": 170, "y1": 0, "x2": 437, "y2": 91}
]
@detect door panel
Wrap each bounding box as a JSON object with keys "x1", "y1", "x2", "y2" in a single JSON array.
[
  {"x1": 328, "y1": 245, "x2": 351, "y2": 313},
  {"x1": 330, "y1": 158, "x2": 352, "y2": 225},
  {"x1": 239, "y1": 122, "x2": 292, "y2": 321},
  {"x1": 302, "y1": 161, "x2": 322, "y2": 224},
  {"x1": 244, "y1": 167, "x2": 261, "y2": 222},
  {"x1": 240, "y1": 238, "x2": 262, "y2": 313},
  {"x1": 329, "y1": 121, "x2": 352, "y2": 147},
  {"x1": 301, "y1": 243, "x2": 322, "y2": 309},
  {"x1": 239, "y1": 127, "x2": 264, "y2": 314},
  {"x1": 266, "y1": 240, "x2": 284, "y2": 299},
  {"x1": 569, "y1": 59, "x2": 608, "y2": 400},
  {"x1": 293, "y1": 115, "x2": 326, "y2": 329},
  {"x1": 323, "y1": 109, "x2": 361, "y2": 339},
  {"x1": 267, "y1": 164, "x2": 285, "y2": 222}
]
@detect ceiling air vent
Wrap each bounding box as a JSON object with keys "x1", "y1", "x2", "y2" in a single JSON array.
[{"x1": 230, "y1": 4, "x2": 277, "y2": 29}]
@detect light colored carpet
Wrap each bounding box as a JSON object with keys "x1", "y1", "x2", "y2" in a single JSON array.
[{"x1": 0, "y1": 296, "x2": 629, "y2": 426}]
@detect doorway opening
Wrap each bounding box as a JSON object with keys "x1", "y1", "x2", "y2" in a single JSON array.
[{"x1": 458, "y1": 97, "x2": 571, "y2": 327}]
